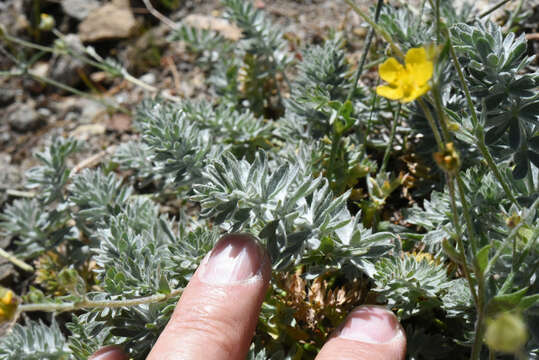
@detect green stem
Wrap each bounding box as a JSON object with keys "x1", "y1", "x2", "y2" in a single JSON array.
[
  {"x1": 0, "y1": 248, "x2": 33, "y2": 272},
  {"x1": 435, "y1": 0, "x2": 441, "y2": 44},
  {"x1": 346, "y1": 0, "x2": 384, "y2": 102},
  {"x1": 456, "y1": 175, "x2": 478, "y2": 254},
  {"x1": 471, "y1": 302, "x2": 486, "y2": 360},
  {"x1": 506, "y1": 0, "x2": 524, "y2": 30},
  {"x1": 344, "y1": 0, "x2": 404, "y2": 59},
  {"x1": 431, "y1": 85, "x2": 451, "y2": 143},
  {"x1": 448, "y1": 176, "x2": 479, "y2": 306},
  {"x1": 380, "y1": 103, "x2": 401, "y2": 173},
  {"x1": 526, "y1": 167, "x2": 535, "y2": 193},
  {"x1": 359, "y1": 78, "x2": 380, "y2": 161},
  {"x1": 484, "y1": 197, "x2": 538, "y2": 276},
  {"x1": 417, "y1": 98, "x2": 444, "y2": 151},
  {"x1": 18, "y1": 288, "x2": 183, "y2": 314},
  {"x1": 478, "y1": 0, "x2": 511, "y2": 19},
  {"x1": 28, "y1": 71, "x2": 128, "y2": 113},
  {"x1": 445, "y1": 27, "x2": 519, "y2": 207},
  {"x1": 2, "y1": 30, "x2": 54, "y2": 53},
  {"x1": 327, "y1": 132, "x2": 343, "y2": 186}
]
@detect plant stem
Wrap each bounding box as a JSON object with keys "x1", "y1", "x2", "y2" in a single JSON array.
[
  {"x1": 380, "y1": 103, "x2": 401, "y2": 173},
  {"x1": 471, "y1": 299, "x2": 486, "y2": 360},
  {"x1": 444, "y1": 27, "x2": 519, "y2": 207},
  {"x1": 506, "y1": 0, "x2": 524, "y2": 31},
  {"x1": 417, "y1": 98, "x2": 444, "y2": 151},
  {"x1": 346, "y1": 0, "x2": 384, "y2": 102},
  {"x1": 18, "y1": 288, "x2": 183, "y2": 314},
  {"x1": 484, "y1": 197, "x2": 538, "y2": 276},
  {"x1": 456, "y1": 175, "x2": 478, "y2": 254},
  {"x1": 448, "y1": 176, "x2": 479, "y2": 306},
  {"x1": 435, "y1": 0, "x2": 441, "y2": 44},
  {"x1": 0, "y1": 248, "x2": 33, "y2": 272},
  {"x1": 327, "y1": 132, "x2": 343, "y2": 187},
  {"x1": 450, "y1": 174, "x2": 487, "y2": 360},
  {"x1": 478, "y1": 0, "x2": 511, "y2": 19},
  {"x1": 344, "y1": 0, "x2": 404, "y2": 59},
  {"x1": 28, "y1": 70, "x2": 128, "y2": 113}
]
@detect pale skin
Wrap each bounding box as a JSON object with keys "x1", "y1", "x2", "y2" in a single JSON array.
[{"x1": 90, "y1": 234, "x2": 406, "y2": 360}]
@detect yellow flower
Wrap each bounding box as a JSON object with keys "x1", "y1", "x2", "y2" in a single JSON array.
[
  {"x1": 376, "y1": 47, "x2": 433, "y2": 103},
  {"x1": 0, "y1": 288, "x2": 16, "y2": 322}
]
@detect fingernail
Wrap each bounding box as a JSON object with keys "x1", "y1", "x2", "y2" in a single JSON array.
[
  {"x1": 199, "y1": 234, "x2": 265, "y2": 285},
  {"x1": 338, "y1": 305, "x2": 402, "y2": 344},
  {"x1": 89, "y1": 345, "x2": 128, "y2": 360}
]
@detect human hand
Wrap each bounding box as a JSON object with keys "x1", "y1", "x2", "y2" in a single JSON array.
[{"x1": 90, "y1": 234, "x2": 406, "y2": 360}]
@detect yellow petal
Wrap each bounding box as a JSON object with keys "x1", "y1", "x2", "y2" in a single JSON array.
[
  {"x1": 376, "y1": 84, "x2": 403, "y2": 100},
  {"x1": 401, "y1": 83, "x2": 431, "y2": 103},
  {"x1": 1, "y1": 290, "x2": 12, "y2": 305},
  {"x1": 379, "y1": 57, "x2": 404, "y2": 84},
  {"x1": 405, "y1": 47, "x2": 433, "y2": 86}
]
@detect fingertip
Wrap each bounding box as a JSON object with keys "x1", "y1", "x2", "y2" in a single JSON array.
[
  {"x1": 89, "y1": 345, "x2": 128, "y2": 360},
  {"x1": 148, "y1": 233, "x2": 271, "y2": 360},
  {"x1": 316, "y1": 305, "x2": 406, "y2": 360}
]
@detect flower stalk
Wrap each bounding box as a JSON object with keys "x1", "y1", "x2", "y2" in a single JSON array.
[{"x1": 17, "y1": 288, "x2": 183, "y2": 314}]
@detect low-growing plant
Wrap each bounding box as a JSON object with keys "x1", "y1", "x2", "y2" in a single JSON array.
[{"x1": 0, "y1": 0, "x2": 537, "y2": 359}]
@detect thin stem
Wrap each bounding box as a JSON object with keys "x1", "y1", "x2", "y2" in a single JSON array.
[
  {"x1": 327, "y1": 132, "x2": 343, "y2": 186},
  {"x1": 484, "y1": 197, "x2": 538, "y2": 276},
  {"x1": 380, "y1": 102, "x2": 401, "y2": 173},
  {"x1": 28, "y1": 71, "x2": 128, "y2": 113},
  {"x1": 346, "y1": 0, "x2": 384, "y2": 102},
  {"x1": 0, "y1": 248, "x2": 33, "y2": 272},
  {"x1": 479, "y1": 0, "x2": 511, "y2": 19},
  {"x1": 448, "y1": 176, "x2": 479, "y2": 306},
  {"x1": 456, "y1": 175, "x2": 478, "y2": 254},
  {"x1": 431, "y1": 85, "x2": 451, "y2": 143},
  {"x1": 526, "y1": 167, "x2": 535, "y2": 193},
  {"x1": 344, "y1": 0, "x2": 404, "y2": 59},
  {"x1": 507, "y1": 0, "x2": 525, "y2": 31},
  {"x1": 141, "y1": 0, "x2": 177, "y2": 30},
  {"x1": 417, "y1": 98, "x2": 444, "y2": 151},
  {"x1": 359, "y1": 78, "x2": 379, "y2": 161},
  {"x1": 2, "y1": 30, "x2": 54, "y2": 53},
  {"x1": 435, "y1": 0, "x2": 441, "y2": 44},
  {"x1": 445, "y1": 27, "x2": 519, "y2": 207},
  {"x1": 18, "y1": 288, "x2": 183, "y2": 314},
  {"x1": 471, "y1": 303, "x2": 486, "y2": 360}
]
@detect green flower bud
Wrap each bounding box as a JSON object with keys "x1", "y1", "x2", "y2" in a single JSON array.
[
  {"x1": 39, "y1": 13, "x2": 55, "y2": 31},
  {"x1": 484, "y1": 312, "x2": 527, "y2": 354}
]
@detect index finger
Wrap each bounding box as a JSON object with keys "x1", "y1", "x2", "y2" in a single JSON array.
[{"x1": 147, "y1": 234, "x2": 271, "y2": 360}]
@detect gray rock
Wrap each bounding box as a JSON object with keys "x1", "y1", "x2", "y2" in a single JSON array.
[
  {"x1": 6, "y1": 100, "x2": 47, "y2": 132},
  {"x1": 48, "y1": 35, "x2": 87, "y2": 87},
  {"x1": 0, "y1": 88, "x2": 17, "y2": 107},
  {"x1": 61, "y1": 0, "x2": 100, "y2": 21},
  {"x1": 78, "y1": 0, "x2": 136, "y2": 42}
]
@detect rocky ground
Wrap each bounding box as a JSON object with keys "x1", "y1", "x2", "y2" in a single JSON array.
[{"x1": 0, "y1": 0, "x2": 537, "y2": 278}]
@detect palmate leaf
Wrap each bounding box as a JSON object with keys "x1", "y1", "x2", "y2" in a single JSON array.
[
  {"x1": 68, "y1": 169, "x2": 132, "y2": 234},
  {"x1": 0, "y1": 319, "x2": 70, "y2": 360},
  {"x1": 193, "y1": 150, "x2": 355, "y2": 270},
  {"x1": 286, "y1": 35, "x2": 356, "y2": 138},
  {"x1": 222, "y1": 0, "x2": 290, "y2": 70},
  {"x1": 92, "y1": 197, "x2": 177, "y2": 296},
  {"x1": 0, "y1": 198, "x2": 73, "y2": 259},
  {"x1": 67, "y1": 314, "x2": 116, "y2": 360},
  {"x1": 168, "y1": 23, "x2": 232, "y2": 65},
  {"x1": 374, "y1": 253, "x2": 450, "y2": 319},
  {"x1": 451, "y1": 21, "x2": 538, "y2": 178},
  {"x1": 25, "y1": 137, "x2": 79, "y2": 204},
  {"x1": 135, "y1": 100, "x2": 222, "y2": 187}
]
